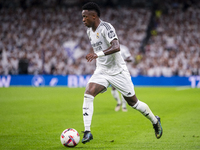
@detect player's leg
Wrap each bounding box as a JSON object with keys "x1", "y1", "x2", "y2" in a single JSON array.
[
  {"x1": 121, "y1": 94, "x2": 127, "y2": 112},
  {"x1": 110, "y1": 70, "x2": 162, "y2": 139},
  {"x1": 111, "y1": 86, "x2": 121, "y2": 111},
  {"x1": 123, "y1": 92, "x2": 162, "y2": 138},
  {"x1": 124, "y1": 95, "x2": 158, "y2": 124},
  {"x1": 82, "y1": 82, "x2": 106, "y2": 144},
  {"x1": 82, "y1": 73, "x2": 109, "y2": 144}
]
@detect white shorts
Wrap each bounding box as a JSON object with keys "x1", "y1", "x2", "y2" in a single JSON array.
[{"x1": 88, "y1": 70, "x2": 135, "y2": 97}]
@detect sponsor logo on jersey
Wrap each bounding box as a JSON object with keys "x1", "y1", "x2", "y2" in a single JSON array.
[
  {"x1": 91, "y1": 41, "x2": 102, "y2": 47},
  {"x1": 108, "y1": 30, "x2": 115, "y2": 38}
]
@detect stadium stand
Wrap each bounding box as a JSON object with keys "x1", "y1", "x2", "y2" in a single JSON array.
[{"x1": 0, "y1": 0, "x2": 199, "y2": 76}]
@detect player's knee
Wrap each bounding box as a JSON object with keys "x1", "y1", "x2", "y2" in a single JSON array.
[
  {"x1": 127, "y1": 101, "x2": 136, "y2": 106},
  {"x1": 124, "y1": 95, "x2": 138, "y2": 106},
  {"x1": 85, "y1": 90, "x2": 95, "y2": 97}
]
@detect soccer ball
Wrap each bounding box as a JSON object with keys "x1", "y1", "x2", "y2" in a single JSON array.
[{"x1": 60, "y1": 128, "x2": 80, "y2": 147}]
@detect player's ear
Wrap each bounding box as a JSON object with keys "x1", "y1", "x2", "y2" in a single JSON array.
[
  {"x1": 92, "y1": 11, "x2": 97, "y2": 19},
  {"x1": 93, "y1": 14, "x2": 95, "y2": 19}
]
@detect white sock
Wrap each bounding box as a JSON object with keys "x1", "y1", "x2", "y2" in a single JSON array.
[
  {"x1": 132, "y1": 100, "x2": 157, "y2": 124},
  {"x1": 111, "y1": 89, "x2": 121, "y2": 105},
  {"x1": 83, "y1": 94, "x2": 94, "y2": 131},
  {"x1": 121, "y1": 94, "x2": 127, "y2": 108}
]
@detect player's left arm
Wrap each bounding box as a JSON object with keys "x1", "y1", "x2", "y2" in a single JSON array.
[
  {"x1": 102, "y1": 39, "x2": 120, "y2": 55},
  {"x1": 86, "y1": 39, "x2": 120, "y2": 62}
]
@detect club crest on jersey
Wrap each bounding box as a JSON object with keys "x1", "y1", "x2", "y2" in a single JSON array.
[
  {"x1": 96, "y1": 33, "x2": 99, "y2": 39},
  {"x1": 108, "y1": 30, "x2": 115, "y2": 38}
]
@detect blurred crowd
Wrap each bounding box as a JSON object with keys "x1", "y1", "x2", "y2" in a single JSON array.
[
  {"x1": 141, "y1": 0, "x2": 200, "y2": 77},
  {"x1": 0, "y1": 0, "x2": 200, "y2": 76}
]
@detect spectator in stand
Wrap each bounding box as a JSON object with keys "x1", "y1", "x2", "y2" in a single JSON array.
[{"x1": 0, "y1": 0, "x2": 199, "y2": 77}]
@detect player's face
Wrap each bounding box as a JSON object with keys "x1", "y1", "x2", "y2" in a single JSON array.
[{"x1": 82, "y1": 10, "x2": 94, "y2": 27}]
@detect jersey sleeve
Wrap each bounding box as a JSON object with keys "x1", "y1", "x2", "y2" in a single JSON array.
[{"x1": 101, "y1": 23, "x2": 118, "y2": 44}]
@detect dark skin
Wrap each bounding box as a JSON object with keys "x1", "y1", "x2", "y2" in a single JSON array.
[{"x1": 82, "y1": 9, "x2": 138, "y2": 106}]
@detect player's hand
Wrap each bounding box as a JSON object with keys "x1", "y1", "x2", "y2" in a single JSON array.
[
  {"x1": 86, "y1": 53, "x2": 98, "y2": 62},
  {"x1": 125, "y1": 57, "x2": 133, "y2": 62}
]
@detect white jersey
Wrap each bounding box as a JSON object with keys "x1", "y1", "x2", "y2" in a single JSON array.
[
  {"x1": 120, "y1": 44, "x2": 132, "y2": 60},
  {"x1": 87, "y1": 20, "x2": 128, "y2": 75}
]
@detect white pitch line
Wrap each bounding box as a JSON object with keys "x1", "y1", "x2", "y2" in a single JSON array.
[{"x1": 176, "y1": 86, "x2": 191, "y2": 91}]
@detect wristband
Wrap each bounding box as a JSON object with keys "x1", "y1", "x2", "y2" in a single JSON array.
[{"x1": 95, "y1": 51, "x2": 105, "y2": 57}]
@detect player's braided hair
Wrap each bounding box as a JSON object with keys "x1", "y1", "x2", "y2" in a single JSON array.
[{"x1": 82, "y1": 2, "x2": 101, "y2": 17}]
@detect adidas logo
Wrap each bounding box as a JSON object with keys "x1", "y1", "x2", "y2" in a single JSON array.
[
  {"x1": 83, "y1": 113, "x2": 89, "y2": 116},
  {"x1": 127, "y1": 92, "x2": 131, "y2": 95},
  {"x1": 145, "y1": 113, "x2": 149, "y2": 116}
]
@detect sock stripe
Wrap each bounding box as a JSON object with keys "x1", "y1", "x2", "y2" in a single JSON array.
[{"x1": 132, "y1": 101, "x2": 139, "y2": 109}]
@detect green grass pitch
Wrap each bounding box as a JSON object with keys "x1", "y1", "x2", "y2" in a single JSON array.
[{"x1": 0, "y1": 87, "x2": 200, "y2": 150}]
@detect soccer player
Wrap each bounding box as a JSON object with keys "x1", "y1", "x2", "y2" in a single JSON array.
[
  {"x1": 81, "y1": 2, "x2": 163, "y2": 144},
  {"x1": 111, "y1": 44, "x2": 133, "y2": 112}
]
